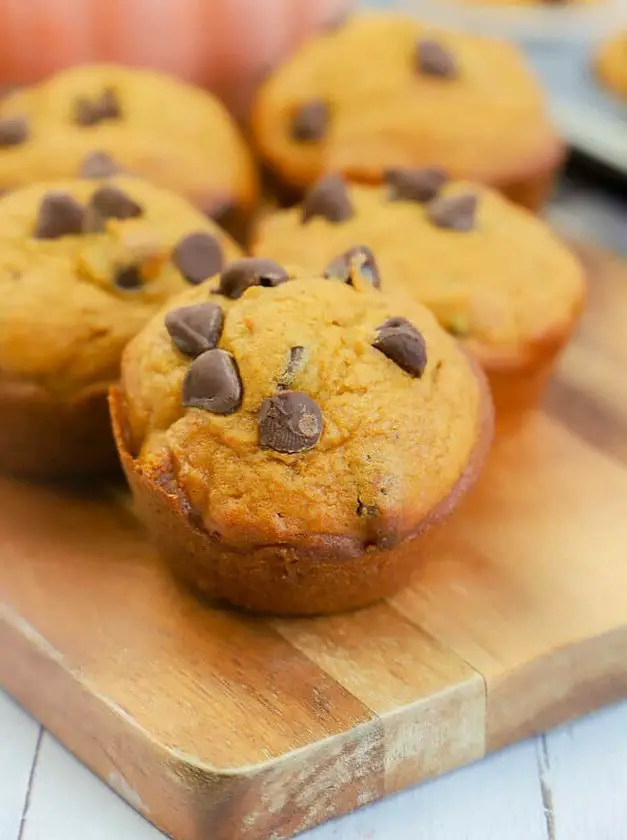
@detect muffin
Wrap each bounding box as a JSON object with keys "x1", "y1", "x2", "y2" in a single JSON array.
[
  {"x1": 0, "y1": 64, "x2": 258, "y2": 239},
  {"x1": 111, "y1": 258, "x2": 493, "y2": 615},
  {"x1": 595, "y1": 32, "x2": 627, "y2": 99},
  {"x1": 251, "y1": 13, "x2": 563, "y2": 212},
  {"x1": 0, "y1": 176, "x2": 242, "y2": 479},
  {"x1": 252, "y1": 173, "x2": 586, "y2": 429}
]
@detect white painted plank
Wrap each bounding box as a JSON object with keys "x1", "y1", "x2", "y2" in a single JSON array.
[
  {"x1": 20, "y1": 733, "x2": 165, "y2": 840},
  {"x1": 305, "y1": 738, "x2": 548, "y2": 840},
  {"x1": 0, "y1": 689, "x2": 41, "y2": 840},
  {"x1": 543, "y1": 699, "x2": 627, "y2": 840}
]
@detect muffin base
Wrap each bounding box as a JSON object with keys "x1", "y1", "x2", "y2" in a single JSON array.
[
  {"x1": 0, "y1": 378, "x2": 120, "y2": 480},
  {"x1": 109, "y1": 375, "x2": 493, "y2": 616}
]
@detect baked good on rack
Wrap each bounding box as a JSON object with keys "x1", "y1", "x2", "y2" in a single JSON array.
[
  {"x1": 0, "y1": 64, "x2": 258, "y2": 238},
  {"x1": 0, "y1": 176, "x2": 242, "y2": 478},
  {"x1": 595, "y1": 32, "x2": 627, "y2": 99},
  {"x1": 252, "y1": 173, "x2": 585, "y2": 429},
  {"x1": 111, "y1": 257, "x2": 493, "y2": 615},
  {"x1": 251, "y1": 13, "x2": 563, "y2": 212}
]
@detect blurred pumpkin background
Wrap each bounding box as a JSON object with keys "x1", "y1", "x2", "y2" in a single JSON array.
[{"x1": 0, "y1": 0, "x2": 355, "y2": 117}]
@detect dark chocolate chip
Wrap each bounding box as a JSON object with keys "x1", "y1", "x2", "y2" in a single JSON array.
[
  {"x1": 373, "y1": 317, "x2": 427, "y2": 377},
  {"x1": 385, "y1": 167, "x2": 448, "y2": 204},
  {"x1": 258, "y1": 391, "x2": 323, "y2": 454},
  {"x1": 74, "y1": 87, "x2": 121, "y2": 127},
  {"x1": 291, "y1": 100, "x2": 329, "y2": 143},
  {"x1": 173, "y1": 232, "x2": 224, "y2": 285},
  {"x1": 278, "y1": 346, "x2": 306, "y2": 389},
  {"x1": 215, "y1": 257, "x2": 289, "y2": 300},
  {"x1": 301, "y1": 174, "x2": 353, "y2": 224},
  {"x1": 426, "y1": 193, "x2": 478, "y2": 232},
  {"x1": 79, "y1": 151, "x2": 122, "y2": 179},
  {"x1": 356, "y1": 498, "x2": 378, "y2": 517},
  {"x1": 165, "y1": 302, "x2": 224, "y2": 357},
  {"x1": 323, "y1": 245, "x2": 381, "y2": 289},
  {"x1": 114, "y1": 265, "x2": 143, "y2": 290},
  {"x1": 83, "y1": 185, "x2": 142, "y2": 232},
  {"x1": 182, "y1": 348, "x2": 242, "y2": 415},
  {"x1": 33, "y1": 192, "x2": 84, "y2": 239},
  {"x1": 415, "y1": 39, "x2": 458, "y2": 79},
  {"x1": 0, "y1": 116, "x2": 28, "y2": 148}
]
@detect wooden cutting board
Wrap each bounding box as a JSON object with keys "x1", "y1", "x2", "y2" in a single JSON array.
[{"x1": 1, "y1": 243, "x2": 626, "y2": 840}]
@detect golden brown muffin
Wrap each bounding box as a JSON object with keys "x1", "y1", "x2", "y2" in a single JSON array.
[
  {"x1": 596, "y1": 32, "x2": 627, "y2": 98},
  {"x1": 0, "y1": 176, "x2": 243, "y2": 479},
  {"x1": 252, "y1": 173, "x2": 585, "y2": 429},
  {"x1": 251, "y1": 13, "x2": 563, "y2": 212},
  {"x1": 112, "y1": 258, "x2": 493, "y2": 615},
  {"x1": 0, "y1": 64, "x2": 258, "y2": 238}
]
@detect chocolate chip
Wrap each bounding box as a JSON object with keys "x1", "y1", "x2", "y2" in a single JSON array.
[
  {"x1": 74, "y1": 87, "x2": 121, "y2": 127},
  {"x1": 165, "y1": 303, "x2": 224, "y2": 357},
  {"x1": 114, "y1": 265, "x2": 143, "y2": 290},
  {"x1": 415, "y1": 39, "x2": 458, "y2": 79},
  {"x1": 301, "y1": 174, "x2": 353, "y2": 224},
  {"x1": 373, "y1": 317, "x2": 427, "y2": 378},
  {"x1": 33, "y1": 192, "x2": 84, "y2": 239},
  {"x1": 79, "y1": 151, "x2": 122, "y2": 179},
  {"x1": 323, "y1": 245, "x2": 381, "y2": 289},
  {"x1": 426, "y1": 193, "x2": 478, "y2": 232},
  {"x1": 356, "y1": 498, "x2": 378, "y2": 517},
  {"x1": 182, "y1": 349, "x2": 242, "y2": 415},
  {"x1": 278, "y1": 346, "x2": 306, "y2": 389},
  {"x1": 291, "y1": 101, "x2": 329, "y2": 143},
  {"x1": 0, "y1": 116, "x2": 28, "y2": 148},
  {"x1": 83, "y1": 185, "x2": 142, "y2": 233},
  {"x1": 215, "y1": 257, "x2": 289, "y2": 300},
  {"x1": 173, "y1": 232, "x2": 224, "y2": 285},
  {"x1": 259, "y1": 391, "x2": 323, "y2": 454},
  {"x1": 385, "y1": 167, "x2": 448, "y2": 204}
]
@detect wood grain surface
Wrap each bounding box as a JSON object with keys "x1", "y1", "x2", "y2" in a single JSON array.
[{"x1": 0, "y1": 243, "x2": 625, "y2": 840}]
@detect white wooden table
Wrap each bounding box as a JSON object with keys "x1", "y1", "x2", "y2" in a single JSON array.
[{"x1": 2, "y1": 179, "x2": 626, "y2": 840}]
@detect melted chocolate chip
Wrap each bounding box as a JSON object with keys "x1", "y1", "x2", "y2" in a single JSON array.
[
  {"x1": 291, "y1": 101, "x2": 329, "y2": 142},
  {"x1": 0, "y1": 116, "x2": 28, "y2": 148},
  {"x1": 165, "y1": 303, "x2": 224, "y2": 357},
  {"x1": 182, "y1": 348, "x2": 242, "y2": 414},
  {"x1": 33, "y1": 192, "x2": 84, "y2": 239},
  {"x1": 385, "y1": 167, "x2": 448, "y2": 204},
  {"x1": 356, "y1": 498, "x2": 378, "y2": 517},
  {"x1": 114, "y1": 265, "x2": 143, "y2": 290},
  {"x1": 173, "y1": 232, "x2": 224, "y2": 285},
  {"x1": 373, "y1": 317, "x2": 427, "y2": 377},
  {"x1": 426, "y1": 193, "x2": 478, "y2": 232},
  {"x1": 278, "y1": 346, "x2": 306, "y2": 389},
  {"x1": 83, "y1": 185, "x2": 143, "y2": 232},
  {"x1": 74, "y1": 87, "x2": 121, "y2": 127},
  {"x1": 79, "y1": 151, "x2": 122, "y2": 179},
  {"x1": 324, "y1": 245, "x2": 381, "y2": 289},
  {"x1": 301, "y1": 174, "x2": 353, "y2": 224},
  {"x1": 415, "y1": 39, "x2": 458, "y2": 79},
  {"x1": 259, "y1": 391, "x2": 323, "y2": 454},
  {"x1": 215, "y1": 258, "x2": 289, "y2": 300}
]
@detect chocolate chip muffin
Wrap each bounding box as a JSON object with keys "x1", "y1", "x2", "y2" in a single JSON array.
[
  {"x1": 111, "y1": 258, "x2": 493, "y2": 615},
  {"x1": 251, "y1": 13, "x2": 563, "y2": 212},
  {"x1": 595, "y1": 32, "x2": 627, "y2": 99},
  {"x1": 0, "y1": 64, "x2": 258, "y2": 238},
  {"x1": 252, "y1": 173, "x2": 585, "y2": 430},
  {"x1": 0, "y1": 176, "x2": 242, "y2": 478}
]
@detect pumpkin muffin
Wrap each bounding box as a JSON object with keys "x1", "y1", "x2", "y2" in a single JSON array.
[
  {"x1": 251, "y1": 13, "x2": 563, "y2": 212},
  {"x1": 0, "y1": 176, "x2": 242, "y2": 479},
  {"x1": 0, "y1": 64, "x2": 258, "y2": 238},
  {"x1": 595, "y1": 32, "x2": 627, "y2": 98},
  {"x1": 252, "y1": 173, "x2": 586, "y2": 429},
  {"x1": 111, "y1": 258, "x2": 493, "y2": 615}
]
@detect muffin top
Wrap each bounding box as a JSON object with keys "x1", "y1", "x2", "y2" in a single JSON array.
[
  {"x1": 253, "y1": 174, "x2": 585, "y2": 363},
  {"x1": 251, "y1": 13, "x2": 560, "y2": 190},
  {"x1": 0, "y1": 64, "x2": 257, "y2": 215},
  {"x1": 121, "y1": 259, "x2": 485, "y2": 547},
  {"x1": 596, "y1": 32, "x2": 627, "y2": 98},
  {"x1": 0, "y1": 176, "x2": 242, "y2": 400}
]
